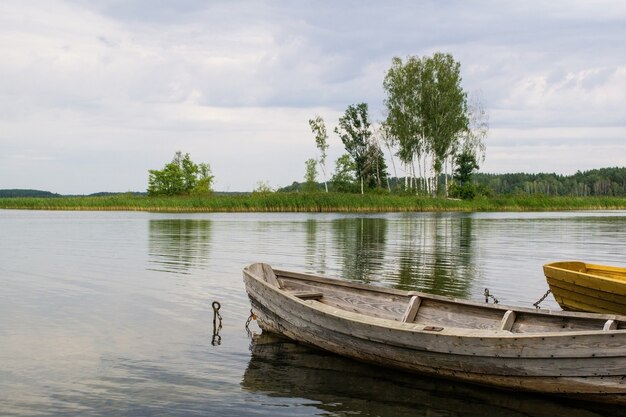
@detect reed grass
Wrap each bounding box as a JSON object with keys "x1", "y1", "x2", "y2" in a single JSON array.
[{"x1": 1, "y1": 193, "x2": 625, "y2": 213}]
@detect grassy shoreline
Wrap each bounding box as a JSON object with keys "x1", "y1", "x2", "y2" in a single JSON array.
[{"x1": 1, "y1": 193, "x2": 626, "y2": 212}]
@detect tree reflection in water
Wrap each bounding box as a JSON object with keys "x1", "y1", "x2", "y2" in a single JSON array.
[
  {"x1": 303, "y1": 215, "x2": 478, "y2": 299},
  {"x1": 148, "y1": 219, "x2": 212, "y2": 274}
]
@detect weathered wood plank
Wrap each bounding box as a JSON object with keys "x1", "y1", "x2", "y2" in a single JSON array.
[
  {"x1": 261, "y1": 263, "x2": 282, "y2": 289},
  {"x1": 402, "y1": 295, "x2": 421, "y2": 323},
  {"x1": 292, "y1": 291, "x2": 324, "y2": 301},
  {"x1": 499, "y1": 310, "x2": 516, "y2": 332},
  {"x1": 280, "y1": 277, "x2": 407, "y2": 320},
  {"x1": 414, "y1": 299, "x2": 504, "y2": 330}
]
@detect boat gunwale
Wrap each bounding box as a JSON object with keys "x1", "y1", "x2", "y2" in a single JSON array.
[{"x1": 544, "y1": 261, "x2": 626, "y2": 287}]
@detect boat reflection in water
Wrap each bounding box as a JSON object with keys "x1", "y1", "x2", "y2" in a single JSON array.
[{"x1": 242, "y1": 333, "x2": 624, "y2": 417}]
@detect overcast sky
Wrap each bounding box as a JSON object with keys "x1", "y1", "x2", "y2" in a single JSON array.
[{"x1": 1, "y1": 0, "x2": 625, "y2": 194}]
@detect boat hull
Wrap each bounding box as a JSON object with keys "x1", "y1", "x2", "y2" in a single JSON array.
[
  {"x1": 244, "y1": 264, "x2": 626, "y2": 404},
  {"x1": 544, "y1": 261, "x2": 626, "y2": 314}
]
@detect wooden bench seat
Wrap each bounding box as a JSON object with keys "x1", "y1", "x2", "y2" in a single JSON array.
[{"x1": 292, "y1": 291, "x2": 324, "y2": 301}]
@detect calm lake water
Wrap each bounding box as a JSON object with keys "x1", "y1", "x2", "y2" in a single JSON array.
[{"x1": 1, "y1": 209, "x2": 626, "y2": 417}]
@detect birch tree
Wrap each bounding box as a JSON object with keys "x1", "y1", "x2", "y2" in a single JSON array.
[
  {"x1": 383, "y1": 53, "x2": 472, "y2": 196},
  {"x1": 383, "y1": 56, "x2": 424, "y2": 192},
  {"x1": 421, "y1": 53, "x2": 468, "y2": 195},
  {"x1": 363, "y1": 135, "x2": 388, "y2": 190},
  {"x1": 461, "y1": 91, "x2": 488, "y2": 163},
  {"x1": 375, "y1": 122, "x2": 397, "y2": 191},
  {"x1": 309, "y1": 115, "x2": 329, "y2": 192}
]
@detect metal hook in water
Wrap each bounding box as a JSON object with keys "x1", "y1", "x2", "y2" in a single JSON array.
[
  {"x1": 212, "y1": 301, "x2": 223, "y2": 346},
  {"x1": 484, "y1": 288, "x2": 499, "y2": 304}
]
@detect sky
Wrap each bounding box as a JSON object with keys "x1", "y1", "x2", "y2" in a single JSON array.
[{"x1": 1, "y1": 0, "x2": 625, "y2": 194}]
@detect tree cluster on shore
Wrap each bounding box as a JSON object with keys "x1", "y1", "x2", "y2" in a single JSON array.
[
  {"x1": 305, "y1": 52, "x2": 487, "y2": 199},
  {"x1": 145, "y1": 52, "x2": 487, "y2": 199},
  {"x1": 147, "y1": 151, "x2": 214, "y2": 196},
  {"x1": 141, "y1": 52, "x2": 625, "y2": 201}
]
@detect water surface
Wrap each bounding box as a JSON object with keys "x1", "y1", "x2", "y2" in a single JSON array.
[{"x1": 1, "y1": 210, "x2": 625, "y2": 416}]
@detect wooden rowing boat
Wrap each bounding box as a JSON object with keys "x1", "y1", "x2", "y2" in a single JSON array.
[
  {"x1": 543, "y1": 261, "x2": 626, "y2": 315},
  {"x1": 243, "y1": 263, "x2": 626, "y2": 404}
]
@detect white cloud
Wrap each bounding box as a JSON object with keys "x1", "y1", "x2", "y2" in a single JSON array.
[{"x1": 1, "y1": 0, "x2": 625, "y2": 193}]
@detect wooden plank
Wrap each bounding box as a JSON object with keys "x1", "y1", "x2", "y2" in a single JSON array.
[
  {"x1": 499, "y1": 310, "x2": 516, "y2": 332},
  {"x1": 276, "y1": 269, "x2": 410, "y2": 296},
  {"x1": 292, "y1": 291, "x2": 324, "y2": 301},
  {"x1": 261, "y1": 263, "x2": 282, "y2": 289},
  {"x1": 414, "y1": 299, "x2": 504, "y2": 330},
  {"x1": 401, "y1": 295, "x2": 421, "y2": 323},
  {"x1": 280, "y1": 277, "x2": 407, "y2": 320}
]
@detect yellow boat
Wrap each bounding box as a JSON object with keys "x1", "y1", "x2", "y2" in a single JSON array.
[{"x1": 543, "y1": 261, "x2": 626, "y2": 314}]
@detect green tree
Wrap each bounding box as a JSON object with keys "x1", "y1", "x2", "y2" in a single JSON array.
[
  {"x1": 383, "y1": 53, "x2": 473, "y2": 196},
  {"x1": 334, "y1": 103, "x2": 372, "y2": 194},
  {"x1": 383, "y1": 56, "x2": 424, "y2": 191},
  {"x1": 304, "y1": 158, "x2": 318, "y2": 192},
  {"x1": 253, "y1": 180, "x2": 274, "y2": 194},
  {"x1": 363, "y1": 139, "x2": 388, "y2": 190},
  {"x1": 331, "y1": 154, "x2": 358, "y2": 193},
  {"x1": 190, "y1": 163, "x2": 215, "y2": 196},
  {"x1": 309, "y1": 115, "x2": 329, "y2": 192},
  {"x1": 454, "y1": 151, "x2": 479, "y2": 184},
  {"x1": 377, "y1": 122, "x2": 398, "y2": 191},
  {"x1": 422, "y1": 53, "x2": 468, "y2": 194},
  {"x1": 148, "y1": 151, "x2": 213, "y2": 196},
  {"x1": 450, "y1": 150, "x2": 479, "y2": 199}
]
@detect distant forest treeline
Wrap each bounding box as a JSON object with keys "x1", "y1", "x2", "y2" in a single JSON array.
[
  {"x1": 279, "y1": 167, "x2": 626, "y2": 197},
  {"x1": 0, "y1": 189, "x2": 62, "y2": 198},
  {"x1": 472, "y1": 167, "x2": 626, "y2": 196},
  {"x1": 0, "y1": 190, "x2": 145, "y2": 198},
  {"x1": 0, "y1": 189, "x2": 246, "y2": 198},
  {"x1": 2, "y1": 167, "x2": 626, "y2": 198}
]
